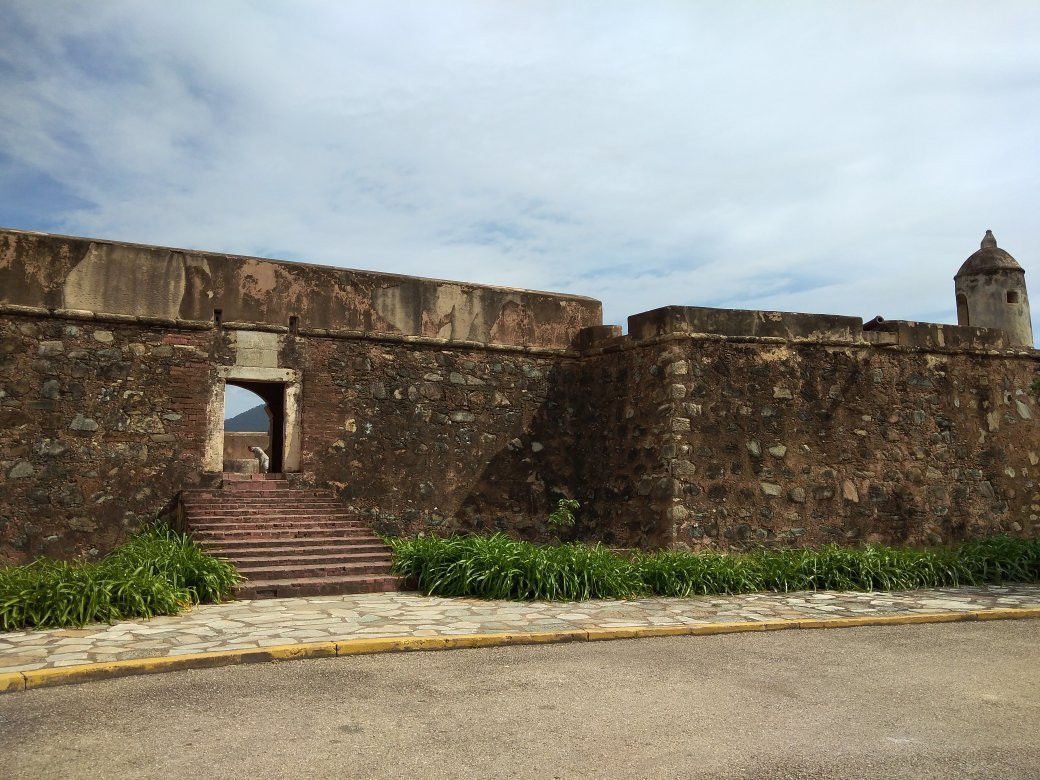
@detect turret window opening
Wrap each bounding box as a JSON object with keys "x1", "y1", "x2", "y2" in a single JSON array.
[
  {"x1": 1007, "y1": 290, "x2": 1020, "y2": 304},
  {"x1": 956, "y1": 293, "x2": 969, "y2": 325}
]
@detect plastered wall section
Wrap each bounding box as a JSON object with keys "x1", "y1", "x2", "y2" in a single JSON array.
[{"x1": 0, "y1": 229, "x2": 600, "y2": 349}]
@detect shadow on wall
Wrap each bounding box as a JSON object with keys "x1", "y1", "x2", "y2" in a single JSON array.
[
  {"x1": 456, "y1": 360, "x2": 674, "y2": 549},
  {"x1": 452, "y1": 363, "x2": 578, "y2": 542}
]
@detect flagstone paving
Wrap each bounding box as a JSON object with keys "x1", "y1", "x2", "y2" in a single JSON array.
[{"x1": 2, "y1": 584, "x2": 1038, "y2": 674}]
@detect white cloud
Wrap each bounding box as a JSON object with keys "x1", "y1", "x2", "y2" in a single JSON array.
[{"x1": 2, "y1": 0, "x2": 1039, "y2": 334}]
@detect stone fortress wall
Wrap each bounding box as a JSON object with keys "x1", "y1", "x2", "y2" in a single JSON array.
[{"x1": 1, "y1": 227, "x2": 1036, "y2": 563}]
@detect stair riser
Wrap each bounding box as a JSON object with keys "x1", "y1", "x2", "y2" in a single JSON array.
[
  {"x1": 185, "y1": 502, "x2": 337, "y2": 509},
  {"x1": 190, "y1": 527, "x2": 369, "y2": 536},
  {"x1": 221, "y1": 475, "x2": 287, "y2": 482},
  {"x1": 187, "y1": 520, "x2": 366, "y2": 526},
  {"x1": 201, "y1": 536, "x2": 385, "y2": 548},
  {"x1": 200, "y1": 540, "x2": 388, "y2": 553},
  {"x1": 185, "y1": 512, "x2": 360, "y2": 520},
  {"x1": 238, "y1": 563, "x2": 393, "y2": 579},
  {"x1": 183, "y1": 503, "x2": 341, "y2": 509},
  {"x1": 217, "y1": 553, "x2": 390, "y2": 566},
  {"x1": 235, "y1": 577, "x2": 401, "y2": 599},
  {"x1": 183, "y1": 494, "x2": 336, "y2": 501},
  {"x1": 190, "y1": 497, "x2": 338, "y2": 504},
  {"x1": 179, "y1": 478, "x2": 398, "y2": 598},
  {"x1": 192, "y1": 531, "x2": 379, "y2": 542}
]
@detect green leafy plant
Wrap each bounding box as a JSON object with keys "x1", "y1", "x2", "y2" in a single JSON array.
[
  {"x1": 547, "y1": 498, "x2": 580, "y2": 531},
  {"x1": 387, "y1": 532, "x2": 643, "y2": 600},
  {"x1": 545, "y1": 498, "x2": 580, "y2": 543},
  {"x1": 0, "y1": 523, "x2": 240, "y2": 631},
  {"x1": 388, "y1": 534, "x2": 1040, "y2": 602}
]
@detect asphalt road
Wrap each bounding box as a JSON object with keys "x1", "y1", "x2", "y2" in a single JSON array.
[{"x1": 2, "y1": 621, "x2": 1039, "y2": 779}]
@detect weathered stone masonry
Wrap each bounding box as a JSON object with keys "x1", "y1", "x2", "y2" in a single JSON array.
[{"x1": 1, "y1": 227, "x2": 1037, "y2": 563}]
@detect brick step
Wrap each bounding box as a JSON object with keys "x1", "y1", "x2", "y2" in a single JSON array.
[
  {"x1": 183, "y1": 497, "x2": 342, "y2": 506},
  {"x1": 235, "y1": 560, "x2": 394, "y2": 580},
  {"x1": 185, "y1": 513, "x2": 364, "y2": 526},
  {"x1": 222, "y1": 482, "x2": 296, "y2": 493},
  {"x1": 188, "y1": 520, "x2": 369, "y2": 533},
  {"x1": 180, "y1": 476, "x2": 398, "y2": 599},
  {"x1": 183, "y1": 489, "x2": 332, "y2": 500},
  {"x1": 191, "y1": 528, "x2": 380, "y2": 542},
  {"x1": 184, "y1": 506, "x2": 355, "y2": 517},
  {"x1": 222, "y1": 473, "x2": 287, "y2": 482},
  {"x1": 234, "y1": 574, "x2": 402, "y2": 599},
  {"x1": 215, "y1": 550, "x2": 391, "y2": 567},
  {"x1": 186, "y1": 511, "x2": 362, "y2": 521},
  {"x1": 194, "y1": 540, "x2": 382, "y2": 553},
  {"x1": 202, "y1": 542, "x2": 391, "y2": 559},
  {"x1": 184, "y1": 493, "x2": 337, "y2": 501}
]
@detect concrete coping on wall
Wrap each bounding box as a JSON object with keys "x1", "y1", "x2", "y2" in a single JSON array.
[
  {"x1": 1, "y1": 303, "x2": 215, "y2": 330},
  {"x1": 628, "y1": 306, "x2": 865, "y2": 343},
  {"x1": 0, "y1": 303, "x2": 580, "y2": 358},
  {"x1": 578, "y1": 329, "x2": 1039, "y2": 361},
  {"x1": 6, "y1": 301, "x2": 1035, "y2": 361},
  {"x1": 862, "y1": 319, "x2": 1009, "y2": 350}
]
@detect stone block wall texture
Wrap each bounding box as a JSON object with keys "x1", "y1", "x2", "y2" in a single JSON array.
[
  {"x1": 0, "y1": 311, "x2": 582, "y2": 562},
  {"x1": 1, "y1": 314, "x2": 218, "y2": 562},
  {"x1": 300, "y1": 338, "x2": 578, "y2": 540},
  {"x1": 607, "y1": 338, "x2": 1040, "y2": 550}
]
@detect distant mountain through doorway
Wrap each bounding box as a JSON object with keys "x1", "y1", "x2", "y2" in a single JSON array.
[{"x1": 225, "y1": 404, "x2": 269, "y2": 432}]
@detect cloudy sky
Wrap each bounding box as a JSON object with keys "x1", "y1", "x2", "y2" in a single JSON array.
[{"x1": 3, "y1": 1, "x2": 1039, "y2": 338}]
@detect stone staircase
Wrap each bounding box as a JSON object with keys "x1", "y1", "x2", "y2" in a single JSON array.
[{"x1": 180, "y1": 473, "x2": 401, "y2": 599}]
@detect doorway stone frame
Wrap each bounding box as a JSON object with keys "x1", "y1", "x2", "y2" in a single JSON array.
[{"x1": 204, "y1": 366, "x2": 303, "y2": 473}]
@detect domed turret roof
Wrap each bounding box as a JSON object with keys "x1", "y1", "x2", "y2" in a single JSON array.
[{"x1": 956, "y1": 230, "x2": 1024, "y2": 277}]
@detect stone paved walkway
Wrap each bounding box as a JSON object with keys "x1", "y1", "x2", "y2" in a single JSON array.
[{"x1": 2, "y1": 584, "x2": 1039, "y2": 674}]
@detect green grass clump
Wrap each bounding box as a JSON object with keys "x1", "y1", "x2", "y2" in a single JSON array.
[
  {"x1": 387, "y1": 533, "x2": 643, "y2": 600},
  {"x1": 0, "y1": 523, "x2": 240, "y2": 631},
  {"x1": 389, "y1": 533, "x2": 1040, "y2": 601}
]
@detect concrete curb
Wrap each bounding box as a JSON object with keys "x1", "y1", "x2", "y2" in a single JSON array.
[{"x1": 2, "y1": 607, "x2": 1039, "y2": 695}]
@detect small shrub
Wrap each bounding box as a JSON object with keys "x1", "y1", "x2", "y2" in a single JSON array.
[
  {"x1": 546, "y1": 499, "x2": 580, "y2": 533},
  {"x1": 0, "y1": 523, "x2": 240, "y2": 631}
]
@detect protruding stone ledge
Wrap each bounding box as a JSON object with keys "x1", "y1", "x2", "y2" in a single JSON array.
[
  {"x1": 222, "y1": 320, "x2": 290, "y2": 334},
  {"x1": 577, "y1": 329, "x2": 1040, "y2": 361},
  {"x1": 576, "y1": 325, "x2": 624, "y2": 351},
  {"x1": 0, "y1": 304, "x2": 578, "y2": 356},
  {"x1": 628, "y1": 305, "x2": 864, "y2": 343},
  {"x1": 1, "y1": 303, "x2": 215, "y2": 330},
  {"x1": 863, "y1": 318, "x2": 1008, "y2": 349}
]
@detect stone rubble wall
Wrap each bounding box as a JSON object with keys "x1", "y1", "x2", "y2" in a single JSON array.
[
  {"x1": 0, "y1": 307, "x2": 581, "y2": 563},
  {"x1": 301, "y1": 337, "x2": 578, "y2": 540},
  {"x1": 0, "y1": 312, "x2": 218, "y2": 563},
  {"x1": 2, "y1": 298, "x2": 1039, "y2": 563},
  {"x1": 619, "y1": 336, "x2": 1040, "y2": 550}
]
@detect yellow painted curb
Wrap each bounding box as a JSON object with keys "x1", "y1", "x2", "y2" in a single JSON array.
[
  {"x1": 0, "y1": 671, "x2": 25, "y2": 694},
  {"x1": 972, "y1": 607, "x2": 1040, "y2": 621},
  {"x1": 3, "y1": 606, "x2": 1039, "y2": 694},
  {"x1": 20, "y1": 641, "x2": 341, "y2": 691}
]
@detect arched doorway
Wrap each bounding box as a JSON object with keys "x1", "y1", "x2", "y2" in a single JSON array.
[
  {"x1": 205, "y1": 363, "x2": 302, "y2": 475},
  {"x1": 223, "y1": 380, "x2": 286, "y2": 473}
]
